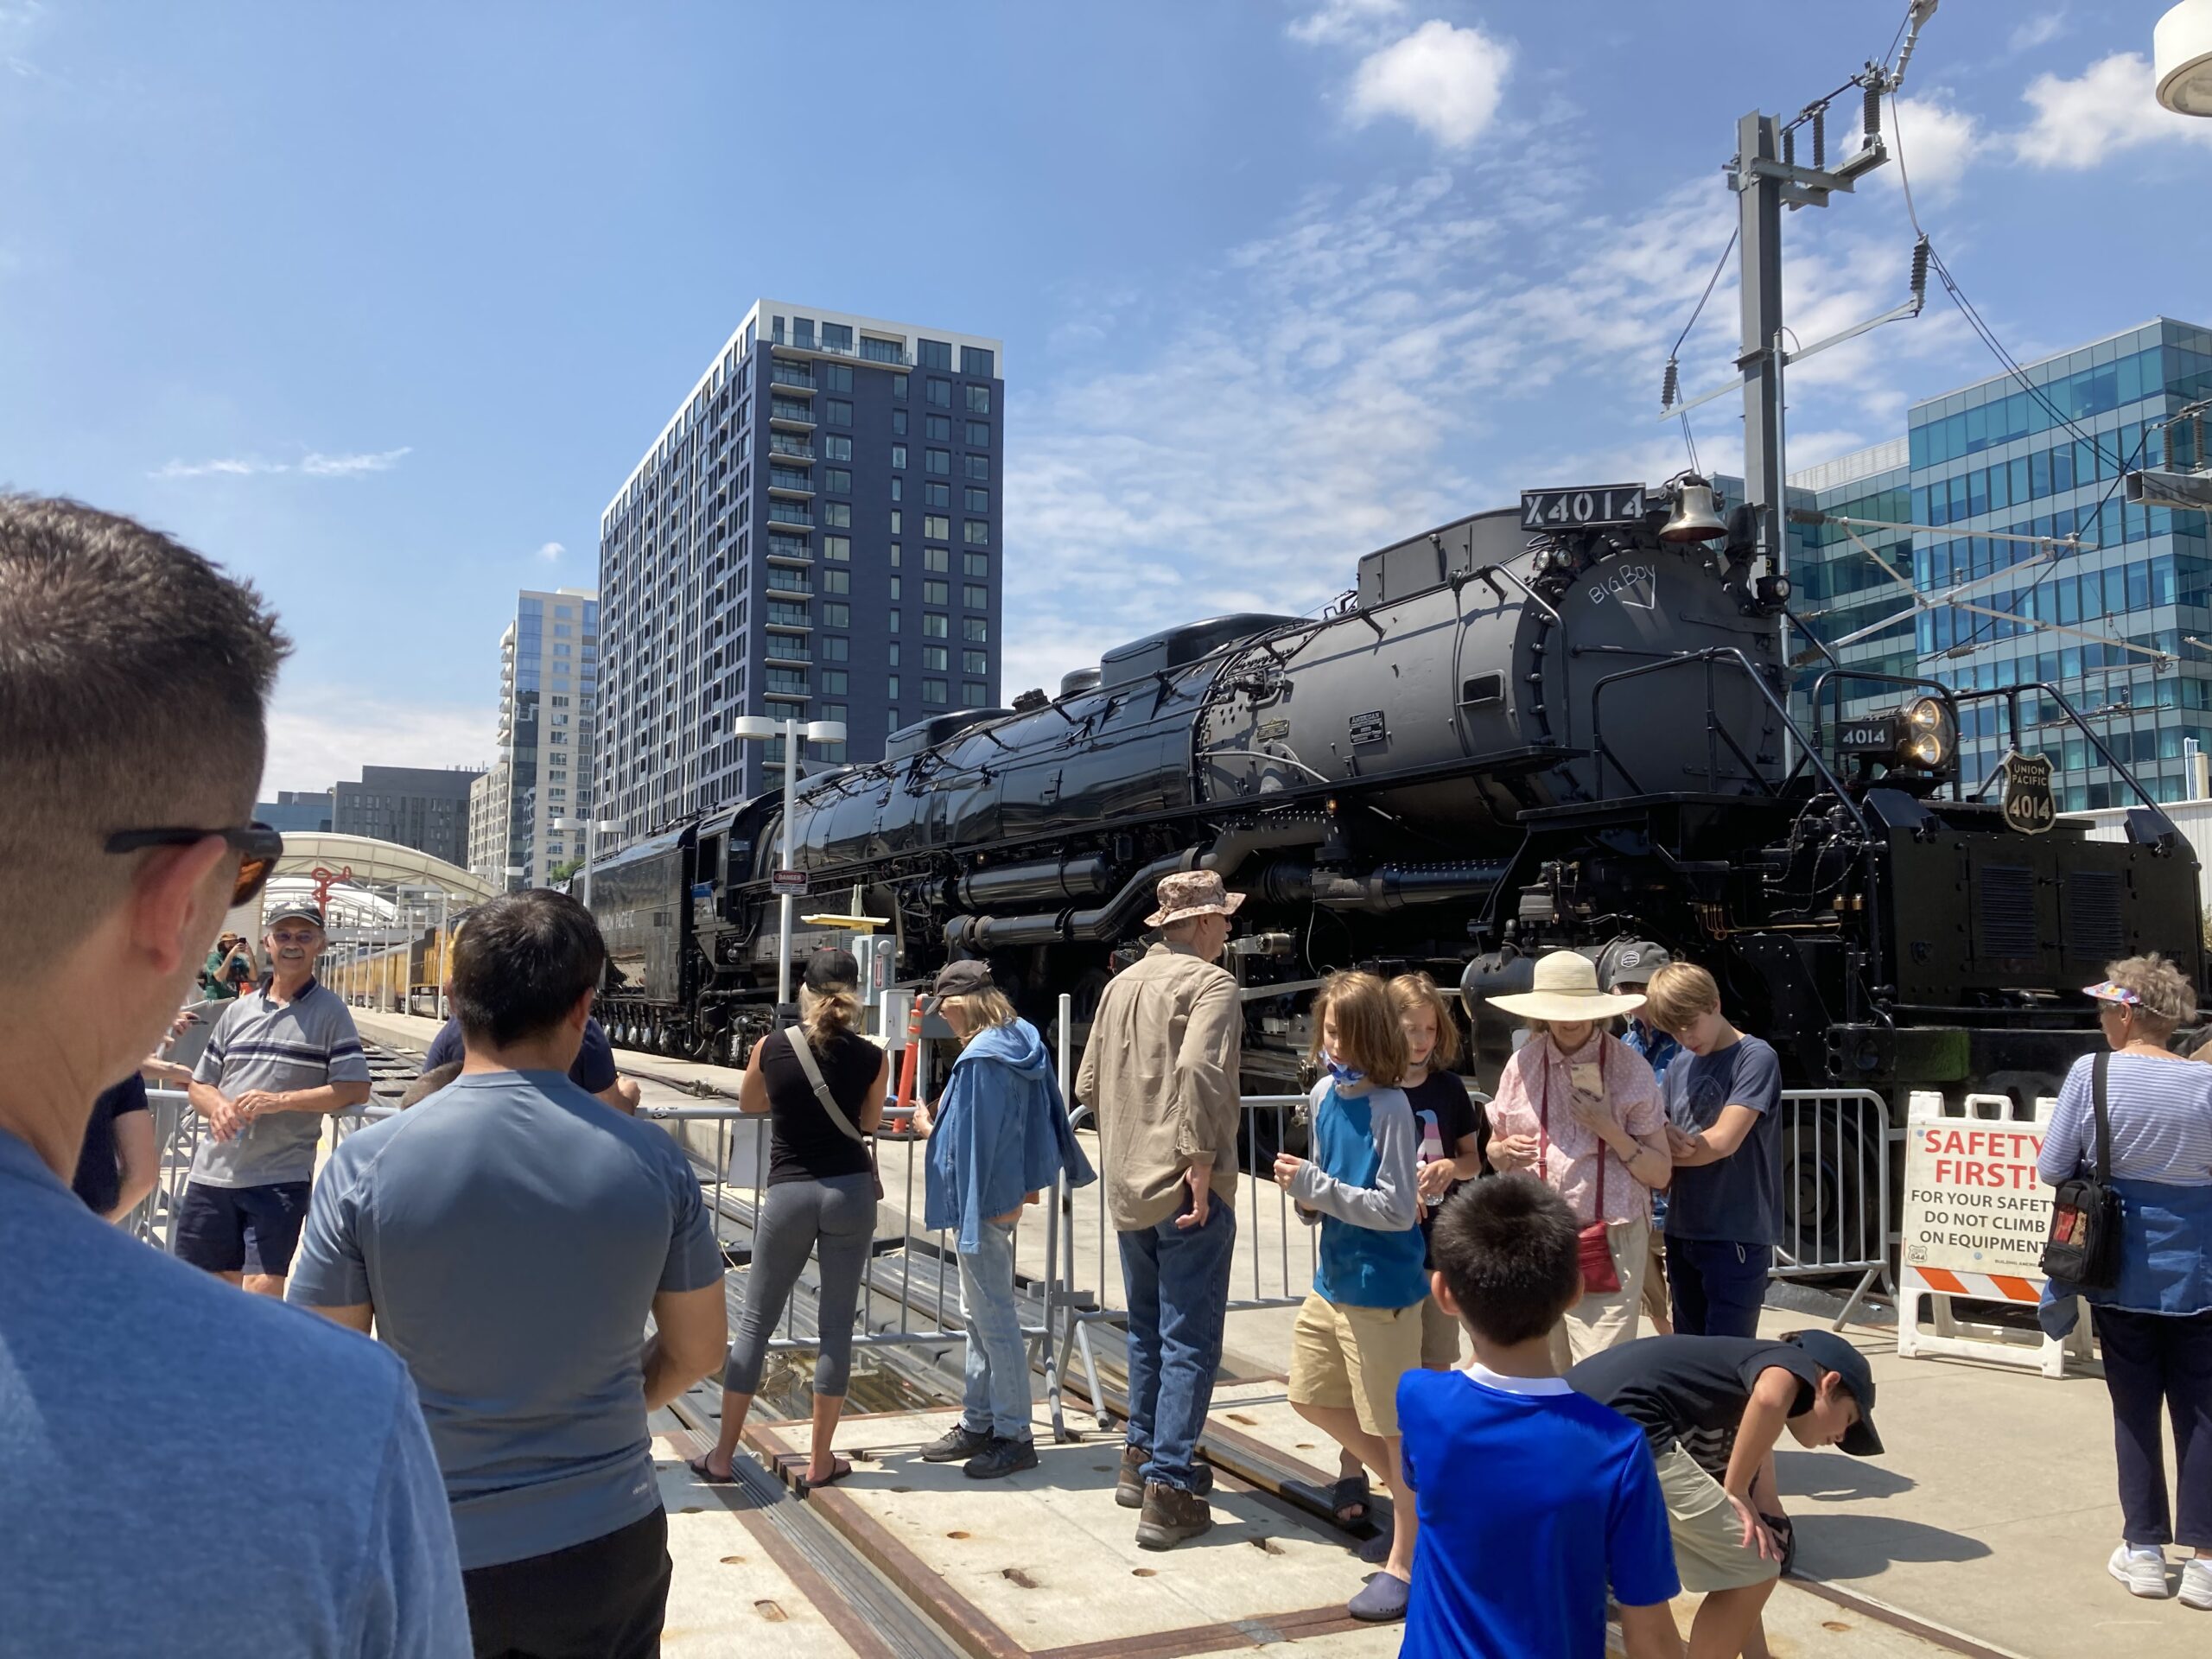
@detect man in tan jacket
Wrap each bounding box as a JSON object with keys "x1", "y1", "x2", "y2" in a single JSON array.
[{"x1": 1076, "y1": 869, "x2": 1243, "y2": 1550}]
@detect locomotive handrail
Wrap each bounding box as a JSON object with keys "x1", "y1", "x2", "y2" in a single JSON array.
[
  {"x1": 1589, "y1": 647, "x2": 1871, "y2": 837},
  {"x1": 1801, "y1": 665, "x2": 1962, "y2": 793},
  {"x1": 1953, "y1": 679, "x2": 2178, "y2": 828}
]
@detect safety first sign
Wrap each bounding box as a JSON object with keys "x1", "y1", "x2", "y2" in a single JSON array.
[{"x1": 1901, "y1": 1094, "x2": 2054, "y2": 1286}]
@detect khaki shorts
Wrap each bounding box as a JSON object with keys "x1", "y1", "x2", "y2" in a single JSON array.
[
  {"x1": 1653, "y1": 1442, "x2": 1782, "y2": 1593},
  {"x1": 1287, "y1": 1292, "x2": 1424, "y2": 1439},
  {"x1": 1419, "y1": 1294, "x2": 1461, "y2": 1370}
]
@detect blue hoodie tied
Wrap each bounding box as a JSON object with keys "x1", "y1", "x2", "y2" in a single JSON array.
[{"x1": 924, "y1": 1017, "x2": 1096, "y2": 1255}]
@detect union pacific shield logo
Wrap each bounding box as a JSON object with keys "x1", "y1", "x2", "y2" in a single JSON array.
[{"x1": 1999, "y1": 752, "x2": 2055, "y2": 836}]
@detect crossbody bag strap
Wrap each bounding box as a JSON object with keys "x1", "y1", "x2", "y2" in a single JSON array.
[
  {"x1": 785, "y1": 1028, "x2": 867, "y2": 1144},
  {"x1": 2091, "y1": 1048, "x2": 2113, "y2": 1185}
]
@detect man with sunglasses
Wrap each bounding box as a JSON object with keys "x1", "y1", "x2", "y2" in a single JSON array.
[
  {"x1": 0, "y1": 495, "x2": 467, "y2": 1653},
  {"x1": 181, "y1": 899, "x2": 372, "y2": 1296}
]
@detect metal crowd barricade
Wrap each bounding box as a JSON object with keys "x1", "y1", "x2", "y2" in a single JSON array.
[{"x1": 1768, "y1": 1087, "x2": 1895, "y2": 1328}]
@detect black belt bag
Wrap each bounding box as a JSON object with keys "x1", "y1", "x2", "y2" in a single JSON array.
[{"x1": 2041, "y1": 1049, "x2": 2121, "y2": 1290}]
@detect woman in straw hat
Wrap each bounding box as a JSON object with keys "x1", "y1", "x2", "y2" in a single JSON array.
[{"x1": 1484, "y1": 950, "x2": 1675, "y2": 1364}]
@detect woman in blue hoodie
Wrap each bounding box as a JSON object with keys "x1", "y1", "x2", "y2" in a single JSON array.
[{"x1": 911, "y1": 959, "x2": 1095, "y2": 1479}]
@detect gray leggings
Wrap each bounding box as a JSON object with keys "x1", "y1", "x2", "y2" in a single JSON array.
[{"x1": 723, "y1": 1172, "x2": 878, "y2": 1398}]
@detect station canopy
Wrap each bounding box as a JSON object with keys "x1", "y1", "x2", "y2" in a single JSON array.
[{"x1": 231, "y1": 832, "x2": 499, "y2": 944}]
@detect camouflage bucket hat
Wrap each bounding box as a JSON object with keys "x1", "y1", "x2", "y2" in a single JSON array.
[{"x1": 1143, "y1": 869, "x2": 1246, "y2": 929}]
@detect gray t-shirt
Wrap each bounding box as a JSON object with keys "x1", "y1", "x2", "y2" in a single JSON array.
[
  {"x1": 1662, "y1": 1034, "x2": 1784, "y2": 1245},
  {"x1": 0, "y1": 1125, "x2": 467, "y2": 1656},
  {"x1": 288, "y1": 1071, "x2": 725, "y2": 1569},
  {"x1": 191, "y1": 978, "x2": 371, "y2": 1187}
]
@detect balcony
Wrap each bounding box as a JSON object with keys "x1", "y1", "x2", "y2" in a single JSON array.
[
  {"x1": 763, "y1": 673, "x2": 810, "y2": 700},
  {"x1": 771, "y1": 332, "x2": 914, "y2": 369},
  {"x1": 767, "y1": 436, "x2": 815, "y2": 464},
  {"x1": 765, "y1": 501, "x2": 813, "y2": 531},
  {"x1": 765, "y1": 543, "x2": 813, "y2": 569},
  {"x1": 763, "y1": 634, "x2": 811, "y2": 667},
  {"x1": 765, "y1": 569, "x2": 813, "y2": 599},
  {"x1": 768, "y1": 399, "x2": 816, "y2": 429},
  {"x1": 766, "y1": 472, "x2": 815, "y2": 499},
  {"x1": 768, "y1": 359, "x2": 816, "y2": 392},
  {"x1": 766, "y1": 603, "x2": 811, "y2": 631}
]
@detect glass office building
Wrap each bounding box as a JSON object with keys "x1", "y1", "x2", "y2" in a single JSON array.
[
  {"x1": 1787, "y1": 317, "x2": 2212, "y2": 809},
  {"x1": 475, "y1": 588, "x2": 600, "y2": 887},
  {"x1": 596, "y1": 301, "x2": 1005, "y2": 849}
]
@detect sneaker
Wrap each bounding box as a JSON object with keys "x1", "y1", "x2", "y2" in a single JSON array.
[
  {"x1": 963, "y1": 1435, "x2": 1039, "y2": 1480},
  {"x1": 919, "y1": 1423, "x2": 992, "y2": 1464},
  {"x1": 1348, "y1": 1570, "x2": 1412, "y2": 1623},
  {"x1": 2109, "y1": 1543, "x2": 2171, "y2": 1599},
  {"x1": 1116, "y1": 1446, "x2": 1213, "y2": 1509},
  {"x1": 2181, "y1": 1557, "x2": 2212, "y2": 1611},
  {"x1": 1135, "y1": 1480, "x2": 1213, "y2": 1550}
]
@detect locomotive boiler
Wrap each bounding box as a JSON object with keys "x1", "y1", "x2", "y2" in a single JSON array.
[{"x1": 588, "y1": 480, "x2": 2204, "y2": 1128}]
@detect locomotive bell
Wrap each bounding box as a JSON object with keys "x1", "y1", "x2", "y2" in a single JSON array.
[{"x1": 1661, "y1": 478, "x2": 1727, "y2": 543}]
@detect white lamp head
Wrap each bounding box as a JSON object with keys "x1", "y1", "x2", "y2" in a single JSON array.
[
  {"x1": 729, "y1": 715, "x2": 779, "y2": 741},
  {"x1": 805, "y1": 720, "x2": 849, "y2": 745},
  {"x1": 2158, "y1": 0, "x2": 2212, "y2": 116}
]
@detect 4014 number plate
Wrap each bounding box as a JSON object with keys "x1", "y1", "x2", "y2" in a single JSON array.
[{"x1": 1521, "y1": 484, "x2": 1647, "y2": 530}]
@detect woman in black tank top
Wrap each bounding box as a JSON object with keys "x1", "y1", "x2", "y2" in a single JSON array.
[{"x1": 688, "y1": 950, "x2": 887, "y2": 1491}]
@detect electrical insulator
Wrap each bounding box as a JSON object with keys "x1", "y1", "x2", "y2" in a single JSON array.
[
  {"x1": 1909, "y1": 236, "x2": 1929, "y2": 307},
  {"x1": 1811, "y1": 106, "x2": 1826, "y2": 168},
  {"x1": 1783, "y1": 125, "x2": 1796, "y2": 167},
  {"x1": 1662, "y1": 359, "x2": 1681, "y2": 410},
  {"x1": 1864, "y1": 80, "x2": 1882, "y2": 138}
]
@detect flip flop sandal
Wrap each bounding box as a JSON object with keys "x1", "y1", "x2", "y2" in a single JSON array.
[
  {"x1": 685, "y1": 1453, "x2": 741, "y2": 1484},
  {"x1": 797, "y1": 1456, "x2": 854, "y2": 1497},
  {"x1": 1330, "y1": 1472, "x2": 1370, "y2": 1528}
]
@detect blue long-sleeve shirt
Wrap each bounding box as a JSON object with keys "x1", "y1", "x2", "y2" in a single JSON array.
[{"x1": 925, "y1": 1019, "x2": 1096, "y2": 1254}]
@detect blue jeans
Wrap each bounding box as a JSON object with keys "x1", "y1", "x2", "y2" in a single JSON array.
[
  {"x1": 1667, "y1": 1236, "x2": 1773, "y2": 1338},
  {"x1": 1118, "y1": 1196, "x2": 1236, "y2": 1493},
  {"x1": 957, "y1": 1219, "x2": 1032, "y2": 1440}
]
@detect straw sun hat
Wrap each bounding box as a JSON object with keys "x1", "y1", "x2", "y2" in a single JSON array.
[{"x1": 1486, "y1": 950, "x2": 1647, "y2": 1021}]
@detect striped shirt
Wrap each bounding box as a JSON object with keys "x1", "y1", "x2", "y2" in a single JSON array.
[
  {"x1": 2038, "y1": 1052, "x2": 2212, "y2": 1189},
  {"x1": 191, "y1": 977, "x2": 370, "y2": 1187}
]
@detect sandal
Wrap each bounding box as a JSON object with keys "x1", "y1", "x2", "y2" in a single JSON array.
[
  {"x1": 1330, "y1": 1471, "x2": 1370, "y2": 1529},
  {"x1": 797, "y1": 1455, "x2": 853, "y2": 1497},
  {"x1": 686, "y1": 1452, "x2": 741, "y2": 1484}
]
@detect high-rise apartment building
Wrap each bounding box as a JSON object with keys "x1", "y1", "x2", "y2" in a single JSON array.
[
  {"x1": 254, "y1": 789, "x2": 334, "y2": 835},
  {"x1": 597, "y1": 300, "x2": 1005, "y2": 846},
  {"x1": 474, "y1": 588, "x2": 601, "y2": 887},
  {"x1": 1789, "y1": 317, "x2": 2212, "y2": 810},
  {"x1": 332, "y1": 765, "x2": 482, "y2": 867}
]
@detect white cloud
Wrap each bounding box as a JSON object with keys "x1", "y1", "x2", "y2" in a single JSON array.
[
  {"x1": 536, "y1": 540, "x2": 565, "y2": 563},
  {"x1": 261, "y1": 683, "x2": 493, "y2": 798},
  {"x1": 298, "y1": 446, "x2": 411, "y2": 476},
  {"x1": 1348, "y1": 20, "x2": 1511, "y2": 152},
  {"x1": 2008, "y1": 10, "x2": 2066, "y2": 54},
  {"x1": 150, "y1": 445, "x2": 412, "y2": 480},
  {"x1": 1286, "y1": 0, "x2": 1406, "y2": 48},
  {"x1": 2014, "y1": 51, "x2": 2212, "y2": 168},
  {"x1": 1886, "y1": 93, "x2": 1982, "y2": 200}
]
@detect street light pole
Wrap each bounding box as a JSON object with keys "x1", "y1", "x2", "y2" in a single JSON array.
[{"x1": 728, "y1": 711, "x2": 847, "y2": 1008}]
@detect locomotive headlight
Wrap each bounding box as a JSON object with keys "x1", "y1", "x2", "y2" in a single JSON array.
[{"x1": 1901, "y1": 696, "x2": 1955, "y2": 767}]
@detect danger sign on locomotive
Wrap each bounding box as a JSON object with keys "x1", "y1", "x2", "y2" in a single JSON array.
[{"x1": 1901, "y1": 1101, "x2": 2055, "y2": 1278}]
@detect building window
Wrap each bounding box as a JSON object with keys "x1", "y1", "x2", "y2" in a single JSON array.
[
  {"x1": 963, "y1": 520, "x2": 990, "y2": 546},
  {"x1": 926, "y1": 448, "x2": 950, "y2": 476},
  {"x1": 966, "y1": 420, "x2": 991, "y2": 446},
  {"x1": 887, "y1": 673, "x2": 899, "y2": 699},
  {"x1": 824, "y1": 362, "x2": 853, "y2": 391},
  {"x1": 964, "y1": 583, "x2": 988, "y2": 610},
  {"x1": 891, "y1": 442, "x2": 906, "y2": 468},
  {"x1": 823, "y1": 635, "x2": 849, "y2": 661},
  {"x1": 963, "y1": 552, "x2": 988, "y2": 577},
  {"x1": 964, "y1": 454, "x2": 989, "y2": 481},
  {"x1": 887, "y1": 641, "x2": 900, "y2": 664},
  {"x1": 893, "y1": 373, "x2": 907, "y2": 398},
  {"x1": 962, "y1": 682, "x2": 988, "y2": 708},
  {"x1": 964, "y1": 617, "x2": 988, "y2": 642},
  {"x1": 554, "y1": 622, "x2": 572, "y2": 637},
  {"x1": 890, "y1": 510, "x2": 902, "y2": 534},
  {"x1": 825, "y1": 435, "x2": 853, "y2": 461},
  {"x1": 923, "y1": 677, "x2": 948, "y2": 704},
  {"x1": 887, "y1": 609, "x2": 900, "y2": 632},
  {"x1": 925, "y1": 580, "x2": 950, "y2": 605},
  {"x1": 827, "y1": 399, "x2": 853, "y2": 426},
  {"x1": 927, "y1": 378, "x2": 951, "y2": 408},
  {"x1": 918, "y1": 339, "x2": 951, "y2": 369},
  {"x1": 925, "y1": 515, "x2": 950, "y2": 541},
  {"x1": 890, "y1": 477, "x2": 903, "y2": 502},
  {"x1": 964, "y1": 649, "x2": 988, "y2": 675},
  {"x1": 964, "y1": 381, "x2": 992, "y2": 411},
  {"x1": 823, "y1": 502, "x2": 850, "y2": 527},
  {"x1": 965, "y1": 487, "x2": 988, "y2": 512},
  {"x1": 823, "y1": 670, "x2": 849, "y2": 694},
  {"x1": 825, "y1": 467, "x2": 852, "y2": 493},
  {"x1": 823, "y1": 601, "x2": 850, "y2": 626},
  {"x1": 925, "y1": 482, "x2": 950, "y2": 508},
  {"x1": 924, "y1": 613, "x2": 948, "y2": 639},
  {"x1": 924, "y1": 547, "x2": 950, "y2": 572},
  {"x1": 925, "y1": 645, "x2": 949, "y2": 671},
  {"x1": 888, "y1": 543, "x2": 901, "y2": 566},
  {"x1": 824, "y1": 569, "x2": 850, "y2": 594},
  {"x1": 824, "y1": 535, "x2": 851, "y2": 560},
  {"x1": 892, "y1": 408, "x2": 908, "y2": 435},
  {"x1": 889, "y1": 575, "x2": 902, "y2": 600},
  {"x1": 926, "y1": 414, "x2": 950, "y2": 442}
]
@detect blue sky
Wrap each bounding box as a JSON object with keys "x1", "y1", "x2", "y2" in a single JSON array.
[{"x1": 5, "y1": 1, "x2": 2209, "y2": 795}]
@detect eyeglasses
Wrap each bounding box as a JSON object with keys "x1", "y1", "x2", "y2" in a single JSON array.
[{"x1": 104, "y1": 823, "x2": 284, "y2": 908}]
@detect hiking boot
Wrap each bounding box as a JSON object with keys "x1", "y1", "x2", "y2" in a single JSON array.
[
  {"x1": 1135, "y1": 1480, "x2": 1212, "y2": 1550},
  {"x1": 963, "y1": 1435, "x2": 1039, "y2": 1480},
  {"x1": 919, "y1": 1423, "x2": 992, "y2": 1464},
  {"x1": 1116, "y1": 1445, "x2": 1212, "y2": 1507},
  {"x1": 2109, "y1": 1543, "x2": 2171, "y2": 1599}
]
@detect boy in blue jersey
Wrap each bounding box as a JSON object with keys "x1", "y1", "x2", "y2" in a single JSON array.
[{"x1": 1397, "y1": 1173, "x2": 1681, "y2": 1659}]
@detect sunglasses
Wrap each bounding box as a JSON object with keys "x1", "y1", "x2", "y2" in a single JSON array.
[{"x1": 104, "y1": 823, "x2": 284, "y2": 908}]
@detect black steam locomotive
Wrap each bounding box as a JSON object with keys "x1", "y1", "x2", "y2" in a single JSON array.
[{"x1": 590, "y1": 481, "x2": 2202, "y2": 1126}]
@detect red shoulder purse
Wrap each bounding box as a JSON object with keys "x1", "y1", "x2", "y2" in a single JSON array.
[{"x1": 1537, "y1": 1056, "x2": 1622, "y2": 1295}]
